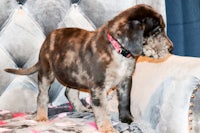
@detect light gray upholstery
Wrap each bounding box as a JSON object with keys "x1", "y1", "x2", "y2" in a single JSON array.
[
  {"x1": 0, "y1": 0, "x2": 166, "y2": 113},
  {"x1": 131, "y1": 55, "x2": 200, "y2": 132},
  {"x1": 4, "y1": 1, "x2": 199, "y2": 132}
]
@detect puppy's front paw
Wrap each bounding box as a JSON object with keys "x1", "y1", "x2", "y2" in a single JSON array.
[
  {"x1": 36, "y1": 115, "x2": 48, "y2": 122},
  {"x1": 35, "y1": 107, "x2": 48, "y2": 122},
  {"x1": 98, "y1": 120, "x2": 117, "y2": 133},
  {"x1": 120, "y1": 114, "x2": 134, "y2": 124}
]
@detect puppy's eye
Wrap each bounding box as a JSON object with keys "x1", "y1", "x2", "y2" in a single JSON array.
[
  {"x1": 143, "y1": 39, "x2": 147, "y2": 45},
  {"x1": 149, "y1": 26, "x2": 162, "y2": 37}
]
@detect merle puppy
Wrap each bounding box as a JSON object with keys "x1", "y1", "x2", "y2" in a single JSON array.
[{"x1": 5, "y1": 4, "x2": 172, "y2": 133}]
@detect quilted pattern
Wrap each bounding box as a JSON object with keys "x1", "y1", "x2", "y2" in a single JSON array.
[{"x1": 0, "y1": 0, "x2": 166, "y2": 112}]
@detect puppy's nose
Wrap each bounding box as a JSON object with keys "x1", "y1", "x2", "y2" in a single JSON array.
[
  {"x1": 168, "y1": 40, "x2": 173, "y2": 52},
  {"x1": 165, "y1": 36, "x2": 173, "y2": 51}
]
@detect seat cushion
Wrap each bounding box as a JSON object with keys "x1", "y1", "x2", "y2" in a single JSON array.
[{"x1": 131, "y1": 54, "x2": 200, "y2": 132}]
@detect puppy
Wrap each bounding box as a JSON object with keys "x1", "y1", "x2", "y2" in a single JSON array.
[
  {"x1": 5, "y1": 4, "x2": 172, "y2": 133},
  {"x1": 67, "y1": 10, "x2": 174, "y2": 114}
]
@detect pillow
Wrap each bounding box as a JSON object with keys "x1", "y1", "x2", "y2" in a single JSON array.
[
  {"x1": 25, "y1": 0, "x2": 70, "y2": 35},
  {"x1": 0, "y1": 76, "x2": 38, "y2": 113},
  {"x1": 79, "y1": 0, "x2": 166, "y2": 28},
  {"x1": 0, "y1": 6, "x2": 45, "y2": 112},
  {"x1": 0, "y1": 0, "x2": 18, "y2": 30},
  {"x1": 0, "y1": 7, "x2": 45, "y2": 69},
  {"x1": 79, "y1": 0, "x2": 135, "y2": 27},
  {"x1": 0, "y1": 47, "x2": 16, "y2": 94},
  {"x1": 131, "y1": 54, "x2": 200, "y2": 132}
]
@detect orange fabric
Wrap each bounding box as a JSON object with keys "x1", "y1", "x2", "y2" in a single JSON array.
[{"x1": 136, "y1": 54, "x2": 172, "y2": 63}]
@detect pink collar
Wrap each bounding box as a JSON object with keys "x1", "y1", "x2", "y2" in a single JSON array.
[{"x1": 106, "y1": 31, "x2": 131, "y2": 58}]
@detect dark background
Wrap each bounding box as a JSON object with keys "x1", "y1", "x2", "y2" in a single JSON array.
[{"x1": 166, "y1": 0, "x2": 200, "y2": 57}]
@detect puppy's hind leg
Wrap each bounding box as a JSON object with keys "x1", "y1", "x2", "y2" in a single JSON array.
[
  {"x1": 65, "y1": 88, "x2": 92, "y2": 112},
  {"x1": 36, "y1": 68, "x2": 55, "y2": 121},
  {"x1": 117, "y1": 77, "x2": 134, "y2": 124}
]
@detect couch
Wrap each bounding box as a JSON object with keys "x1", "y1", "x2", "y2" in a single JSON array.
[
  {"x1": 0, "y1": 0, "x2": 198, "y2": 133},
  {"x1": 131, "y1": 54, "x2": 200, "y2": 133}
]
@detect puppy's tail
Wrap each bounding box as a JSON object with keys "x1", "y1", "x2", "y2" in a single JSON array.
[{"x1": 4, "y1": 63, "x2": 40, "y2": 75}]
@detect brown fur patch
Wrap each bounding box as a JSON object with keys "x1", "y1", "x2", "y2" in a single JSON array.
[{"x1": 4, "y1": 4, "x2": 172, "y2": 132}]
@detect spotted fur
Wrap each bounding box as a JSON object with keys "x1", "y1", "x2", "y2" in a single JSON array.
[
  {"x1": 5, "y1": 4, "x2": 173, "y2": 133},
  {"x1": 143, "y1": 32, "x2": 173, "y2": 58}
]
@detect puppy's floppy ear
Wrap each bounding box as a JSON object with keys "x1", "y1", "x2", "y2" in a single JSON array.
[
  {"x1": 129, "y1": 20, "x2": 145, "y2": 30},
  {"x1": 142, "y1": 17, "x2": 161, "y2": 37}
]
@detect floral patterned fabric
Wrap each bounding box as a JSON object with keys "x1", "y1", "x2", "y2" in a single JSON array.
[{"x1": 0, "y1": 102, "x2": 144, "y2": 133}]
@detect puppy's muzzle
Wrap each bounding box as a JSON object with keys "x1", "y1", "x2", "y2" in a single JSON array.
[{"x1": 165, "y1": 36, "x2": 173, "y2": 52}]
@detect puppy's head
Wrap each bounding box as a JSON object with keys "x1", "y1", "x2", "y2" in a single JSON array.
[
  {"x1": 142, "y1": 17, "x2": 173, "y2": 59},
  {"x1": 107, "y1": 4, "x2": 173, "y2": 58}
]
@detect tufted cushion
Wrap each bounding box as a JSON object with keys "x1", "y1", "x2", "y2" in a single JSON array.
[
  {"x1": 2, "y1": 1, "x2": 200, "y2": 132},
  {"x1": 79, "y1": 0, "x2": 166, "y2": 28},
  {"x1": 0, "y1": 0, "x2": 18, "y2": 31},
  {"x1": 25, "y1": 0, "x2": 71, "y2": 35},
  {"x1": 0, "y1": 6, "x2": 45, "y2": 112},
  {"x1": 58, "y1": 3, "x2": 96, "y2": 30},
  {"x1": 0, "y1": 7, "x2": 45, "y2": 69},
  {"x1": 6, "y1": 1, "x2": 200, "y2": 132},
  {"x1": 0, "y1": 0, "x2": 166, "y2": 113},
  {"x1": 0, "y1": 1, "x2": 97, "y2": 112},
  {"x1": 0, "y1": 76, "x2": 38, "y2": 112}
]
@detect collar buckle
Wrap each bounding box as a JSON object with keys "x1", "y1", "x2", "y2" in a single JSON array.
[{"x1": 120, "y1": 48, "x2": 131, "y2": 58}]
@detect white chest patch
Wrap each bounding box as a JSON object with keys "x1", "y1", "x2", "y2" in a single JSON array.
[{"x1": 104, "y1": 51, "x2": 136, "y2": 90}]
